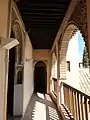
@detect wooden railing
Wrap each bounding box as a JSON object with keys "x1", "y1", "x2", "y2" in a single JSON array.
[
  {"x1": 52, "y1": 78, "x2": 57, "y2": 97},
  {"x1": 59, "y1": 82, "x2": 90, "y2": 120}
]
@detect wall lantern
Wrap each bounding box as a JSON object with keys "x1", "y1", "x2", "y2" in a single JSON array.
[
  {"x1": 0, "y1": 37, "x2": 19, "y2": 49},
  {"x1": 25, "y1": 58, "x2": 33, "y2": 62}
]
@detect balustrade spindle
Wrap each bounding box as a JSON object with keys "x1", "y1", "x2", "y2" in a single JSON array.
[
  {"x1": 77, "y1": 93, "x2": 81, "y2": 120},
  {"x1": 80, "y1": 95, "x2": 84, "y2": 120},
  {"x1": 88, "y1": 100, "x2": 90, "y2": 119},
  {"x1": 64, "y1": 86, "x2": 70, "y2": 110},
  {"x1": 71, "y1": 89, "x2": 74, "y2": 116},
  {"x1": 75, "y1": 92, "x2": 79, "y2": 120},
  {"x1": 59, "y1": 82, "x2": 90, "y2": 120},
  {"x1": 73, "y1": 91, "x2": 77, "y2": 120},
  {"x1": 69, "y1": 88, "x2": 72, "y2": 112},
  {"x1": 84, "y1": 97, "x2": 88, "y2": 120}
]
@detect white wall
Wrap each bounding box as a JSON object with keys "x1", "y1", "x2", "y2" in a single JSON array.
[
  {"x1": 13, "y1": 84, "x2": 23, "y2": 116},
  {"x1": 66, "y1": 32, "x2": 79, "y2": 87},
  {"x1": 0, "y1": 0, "x2": 10, "y2": 120},
  {"x1": 67, "y1": 32, "x2": 79, "y2": 69},
  {"x1": 23, "y1": 33, "x2": 34, "y2": 115}
]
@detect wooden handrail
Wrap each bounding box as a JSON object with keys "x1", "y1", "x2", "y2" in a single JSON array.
[{"x1": 61, "y1": 82, "x2": 90, "y2": 99}]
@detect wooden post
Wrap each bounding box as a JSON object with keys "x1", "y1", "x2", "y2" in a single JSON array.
[
  {"x1": 80, "y1": 95, "x2": 84, "y2": 120},
  {"x1": 60, "y1": 83, "x2": 65, "y2": 105},
  {"x1": 75, "y1": 92, "x2": 79, "y2": 120},
  {"x1": 84, "y1": 98, "x2": 88, "y2": 120},
  {"x1": 88, "y1": 100, "x2": 90, "y2": 120},
  {"x1": 83, "y1": 97, "x2": 88, "y2": 120},
  {"x1": 73, "y1": 91, "x2": 77, "y2": 120}
]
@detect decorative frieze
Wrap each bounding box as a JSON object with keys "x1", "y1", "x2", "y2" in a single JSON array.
[{"x1": 69, "y1": 0, "x2": 88, "y2": 44}]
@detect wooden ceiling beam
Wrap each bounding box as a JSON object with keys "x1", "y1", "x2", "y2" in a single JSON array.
[
  {"x1": 21, "y1": 8, "x2": 66, "y2": 12},
  {"x1": 22, "y1": 12, "x2": 64, "y2": 16}
]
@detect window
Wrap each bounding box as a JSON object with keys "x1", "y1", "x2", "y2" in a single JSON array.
[{"x1": 67, "y1": 61, "x2": 70, "y2": 71}]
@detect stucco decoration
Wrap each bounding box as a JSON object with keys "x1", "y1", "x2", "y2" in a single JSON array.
[
  {"x1": 12, "y1": 20, "x2": 24, "y2": 63},
  {"x1": 12, "y1": 7, "x2": 17, "y2": 23},
  {"x1": 11, "y1": 8, "x2": 24, "y2": 84},
  {"x1": 69, "y1": 0, "x2": 88, "y2": 45}
]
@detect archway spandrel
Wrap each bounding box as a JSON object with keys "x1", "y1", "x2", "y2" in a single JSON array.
[{"x1": 69, "y1": 0, "x2": 88, "y2": 43}]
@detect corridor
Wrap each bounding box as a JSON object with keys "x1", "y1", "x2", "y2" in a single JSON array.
[
  {"x1": 0, "y1": 0, "x2": 90, "y2": 120},
  {"x1": 22, "y1": 93, "x2": 62, "y2": 120}
]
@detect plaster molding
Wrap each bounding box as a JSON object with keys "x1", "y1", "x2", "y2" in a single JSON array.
[
  {"x1": 34, "y1": 60, "x2": 48, "y2": 67},
  {"x1": 11, "y1": 4, "x2": 25, "y2": 84}
]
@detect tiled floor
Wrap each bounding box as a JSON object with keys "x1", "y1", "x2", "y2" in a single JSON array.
[
  {"x1": 22, "y1": 93, "x2": 62, "y2": 120},
  {"x1": 7, "y1": 93, "x2": 62, "y2": 120}
]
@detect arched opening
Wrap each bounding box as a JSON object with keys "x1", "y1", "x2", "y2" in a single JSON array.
[
  {"x1": 7, "y1": 21, "x2": 24, "y2": 118},
  {"x1": 59, "y1": 23, "x2": 89, "y2": 90},
  {"x1": 66, "y1": 30, "x2": 90, "y2": 90},
  {"x1": 34, "y1": 61, "x2": 47, "y2": 93},
  {"x1": 66, "y1": 30, "x2": 85, "y2": 85},
  {"x1": 59, "y1": 24, "x2": 78, "y2": 81},
  {"x1": 7, "y1": 31, "x2": 15, "y2": 118}
]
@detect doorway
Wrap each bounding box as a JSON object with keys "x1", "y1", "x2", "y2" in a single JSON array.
[
  {"x1": 7, "y1": 31, "x2": 16, "y2": 118},
  {"x1": 7, "y1": 46, "x2": 15, "y2": 117},
  {"x1": 34, "y1": 61, "x2": 47, "y2": 93}
]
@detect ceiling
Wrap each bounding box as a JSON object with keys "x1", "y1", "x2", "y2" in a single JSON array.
[{"x1": 16, "y1": 0, "x2": 71, "y2": 49}]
